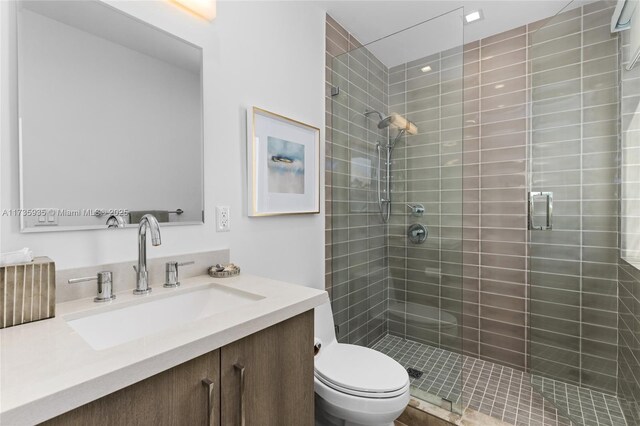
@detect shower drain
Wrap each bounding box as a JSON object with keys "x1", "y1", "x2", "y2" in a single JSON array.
[{"x1": 407, "y1": 368, "x2": 424, "y2": 379}]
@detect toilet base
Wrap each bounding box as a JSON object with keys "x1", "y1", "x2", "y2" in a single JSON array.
[{"x1": 315, "y1": 393, "x2": 399, "y2": 426}]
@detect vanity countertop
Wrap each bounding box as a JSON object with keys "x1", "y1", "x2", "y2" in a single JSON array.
[{"x1": 0, "y1": 274, "x2": 328, "y2": 425}]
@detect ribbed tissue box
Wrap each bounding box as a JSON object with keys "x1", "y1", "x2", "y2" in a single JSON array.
[{"x1": 0, "y1": 257, "x2": 55, "y2": 328}]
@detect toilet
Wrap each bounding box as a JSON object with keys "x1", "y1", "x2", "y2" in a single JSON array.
[{"x1": 314, "y1": 302, "x2": 410, "y2": 426}]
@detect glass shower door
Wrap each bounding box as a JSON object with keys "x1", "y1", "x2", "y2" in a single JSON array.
[
  {"x1": 328, "y1": 7, "x2": 465, "y2": 414},
  {"x1": 528, "y1": 2, "x2": 621, "y2": 424}
]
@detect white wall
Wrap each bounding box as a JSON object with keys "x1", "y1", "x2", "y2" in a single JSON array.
[{"x1": 0, "y1": 0, "x2": 326, "y2": 290}]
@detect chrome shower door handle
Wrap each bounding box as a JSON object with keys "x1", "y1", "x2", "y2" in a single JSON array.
[{"x1": 528, "y1": 192, "x2": 553, "y2": 230}]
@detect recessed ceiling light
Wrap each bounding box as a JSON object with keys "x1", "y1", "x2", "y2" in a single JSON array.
[
  {"x1": 465, "y1": 10, "x2": 483, "y2": 24},
  {"x1": 494, "y1": 84, "x2": 505, "y2": 89},
  {"x1": 421, "y1": 65, "x2": 432, "y2": 73}
]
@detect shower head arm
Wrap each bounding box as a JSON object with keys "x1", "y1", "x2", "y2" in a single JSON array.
[{"x1": 364, "y1": 109, "x2": 385, "y2": 122}]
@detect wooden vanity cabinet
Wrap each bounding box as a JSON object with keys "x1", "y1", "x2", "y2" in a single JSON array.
[
  {"x1": 40, "y1": 311, "x2": 313, "y2": 426},
  {"x1": 221, "y1": 310, "x2": 314, "y2": 425},
  {"x1": 42, "y1": 350, "x2": 220, "y2": 426}
]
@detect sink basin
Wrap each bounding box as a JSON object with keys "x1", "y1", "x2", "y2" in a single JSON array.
[{"x1": 65, "y1": 283, "x2": 264, "y2": 350}]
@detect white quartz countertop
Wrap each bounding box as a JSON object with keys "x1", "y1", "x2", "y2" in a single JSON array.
[{"x1": 0, "y1": 274, "x2": 328, "y2": 425}]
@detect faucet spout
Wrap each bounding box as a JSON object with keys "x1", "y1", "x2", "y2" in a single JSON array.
[{"x1": 134, "y1": 214, "x2": 161, "y2": 295}]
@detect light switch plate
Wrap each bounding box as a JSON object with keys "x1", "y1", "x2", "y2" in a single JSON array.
[{"x1": 216, "y1": 206, "x2": 230, "y2": 232}]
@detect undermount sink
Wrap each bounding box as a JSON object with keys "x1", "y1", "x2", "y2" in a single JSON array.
[{"x1": 65, "y1": 283, "x2": 264, "y2": 350}]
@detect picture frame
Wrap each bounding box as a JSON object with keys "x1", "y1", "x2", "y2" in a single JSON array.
[{"x1": 247, "y1": 107, "x2": 320, "y2": 216}]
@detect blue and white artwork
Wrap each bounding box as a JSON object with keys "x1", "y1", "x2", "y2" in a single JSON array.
[{"x1": 267, "y1": 136, "x2": 305, "y2": 194}]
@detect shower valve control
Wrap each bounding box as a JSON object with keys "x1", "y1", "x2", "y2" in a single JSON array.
[
  {"x1": 408, "y1": 223, "x2": 428, "y2": 244},
  {"x1": 407, "y1": 204, "x2": 425, "y2": 217}
]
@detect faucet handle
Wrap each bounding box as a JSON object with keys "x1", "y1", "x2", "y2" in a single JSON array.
[
  {"x1": 164, "y1": 261, "x2": 194, "y2": 288},
  {"x1": 106, "y1": 215, "x2": 125, "y2": 228},
  {"x1": 68, "y1": 271, "x2": 116, "y2": 303}
]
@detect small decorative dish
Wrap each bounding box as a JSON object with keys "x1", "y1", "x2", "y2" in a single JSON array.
[{"x1": 208, "y1": 263, "x2": 240, "y2": 278}]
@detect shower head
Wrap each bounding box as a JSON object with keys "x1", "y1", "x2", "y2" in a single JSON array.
[
  {"x1": 377, "y1": 115, "x2": 394, "y2": 129},
  {"x1": 365, "y1": 109, "x2": 419, "y2": 149},
  {"x1": 378, "y1": 112, "x2": 418, "y2": 136}
]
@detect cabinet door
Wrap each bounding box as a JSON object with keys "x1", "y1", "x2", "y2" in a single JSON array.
[
  {"x1": 220, "y1": 311, "x2": 314, "y2": 426},
  {"x1": 41, "y1": 350, "x2": 220, "y2": 426}
]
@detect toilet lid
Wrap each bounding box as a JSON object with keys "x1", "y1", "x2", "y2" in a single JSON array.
[{"x1": 315, "y1": 343, "x2": 409, "y2": 397}]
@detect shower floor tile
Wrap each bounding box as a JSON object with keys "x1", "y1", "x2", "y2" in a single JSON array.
[
  {"x1": 531, "y1": 376, "x2": 628, "y2": 426},
  {"x1": 372, "y1": 335, "x2": 628, "y2": 426},
  {"x1": 372, "y1": 335, "x2": 464, "y2": 404}
]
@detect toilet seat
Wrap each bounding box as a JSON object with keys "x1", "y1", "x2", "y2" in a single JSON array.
[{"x1": 314, "y1": 343, "x2": 410, "y2": 399}]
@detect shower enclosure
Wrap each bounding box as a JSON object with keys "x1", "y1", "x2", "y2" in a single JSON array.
[
  {"x1": 328, "y1": 8, "x2": 465, "y2": 412},
  {"x1": 329, "y1": 1, "x2": 634, "y2": 424}
]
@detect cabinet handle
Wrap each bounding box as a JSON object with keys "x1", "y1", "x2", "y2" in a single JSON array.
[
  {"x1": 201, "y1": 378, "x2": 215, "y2": 426},
  {"x1": 234, "y1": 362, "x2": 245, "y2": 426}
]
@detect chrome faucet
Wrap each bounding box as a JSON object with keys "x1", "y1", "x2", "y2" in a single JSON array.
[{"x1": 133, "y1": 214, "x2": 161, "y2": 295}]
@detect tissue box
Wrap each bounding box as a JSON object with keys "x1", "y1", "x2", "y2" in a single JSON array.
[{"x1": 0, "y1": 257, "x2": 55, "y2": 328}]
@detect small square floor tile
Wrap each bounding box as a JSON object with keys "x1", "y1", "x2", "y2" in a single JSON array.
[{"x1": 371, "y1": 334, "x2": 628, "y2": 426}]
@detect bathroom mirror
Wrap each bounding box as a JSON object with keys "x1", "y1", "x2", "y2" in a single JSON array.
[{"x1": 16, "y1": 0, "x2": 204, "y2": 232}]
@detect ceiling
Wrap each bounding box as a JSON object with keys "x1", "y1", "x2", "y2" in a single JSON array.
[{"x1": 320, "y1": 0, "x2": 597, "y2": 67}]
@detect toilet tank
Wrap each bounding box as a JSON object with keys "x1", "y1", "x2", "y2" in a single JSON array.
[{"x1": 314, "y1": 301, "x2": 337, "y2": 348}]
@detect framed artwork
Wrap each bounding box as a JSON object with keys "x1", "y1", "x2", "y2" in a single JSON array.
[{"x1": 247, "y1": 107, "x2": 320, "y2": 216}]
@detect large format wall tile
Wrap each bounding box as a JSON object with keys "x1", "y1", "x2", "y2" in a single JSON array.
[
  {"x1": 325, "y1": 15, "x2": 389, "y2": 346},
  {"x1": 529, "y1": 1, "x2": 619, "y2": 394},
  {"x1": 619, "y1": 21, "x2": 640, "y2": 426}
]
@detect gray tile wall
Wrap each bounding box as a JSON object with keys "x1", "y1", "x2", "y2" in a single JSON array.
[
  {"x1": 617, "y1": 260, "x2": 640, "y2": 424},
  {"x1": 380, "y1": 1, "x2": 620, "y2": 382},
  {"x1": 619, "y1": 23, "x2": 640, "y2": 425},
  {"x1": 463, "y1": 26, "x2": 530, "y2": 371},
  {"x1": 528, "y1": 1, "x2": 620, "y2": 394},
  {"x1": 621, "y1": 13, "x2": 640, "y2": 260},
  {"x1": 386, "y1": 48, "x2": 464, "y2": 355},
  {"x1": 326, "y1": 15, "x2": 390, "y2": 346}
]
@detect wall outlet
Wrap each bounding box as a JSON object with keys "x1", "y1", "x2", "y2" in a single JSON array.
[
  {"x1": 216, "y1": 206, "x2": 230, "y2": 232},
  {"x1": 46, "y1": 208, "x2": 58, "y2": 225},
  {"x1": 35, "y1": 208, "x2": 58, "y2": 226}
]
